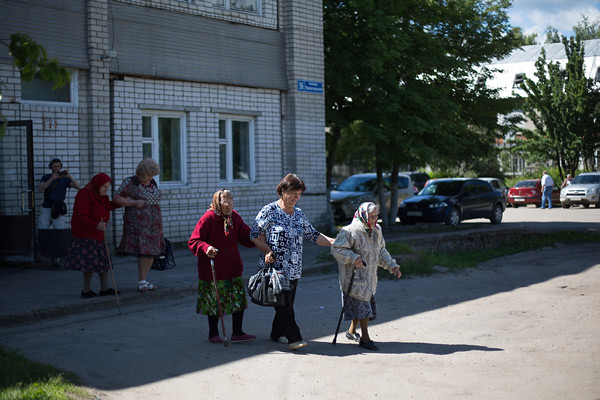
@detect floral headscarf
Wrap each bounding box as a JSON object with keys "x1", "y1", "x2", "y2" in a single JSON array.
[
  {"x1": 209, "y1": 189, "x2": 233, "y2": 236},
  {"x1": 353, "y1": 202, "x2": 378, "y2": 236}
]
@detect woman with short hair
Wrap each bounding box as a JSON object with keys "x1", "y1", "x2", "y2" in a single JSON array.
[
  {"x1": 113, "y1": 158, "x2": 163, "y2": 291},
  {"x1": 250, "y1": 173, "x2": 334, "y2": 351}
]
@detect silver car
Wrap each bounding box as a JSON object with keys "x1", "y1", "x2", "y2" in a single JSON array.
[
  {"x1": 560, "y1": 172, "x2": 600, "y2": 208},
  {"x1": 330, "y1": 173, "x2": 416, "y2": 221}
]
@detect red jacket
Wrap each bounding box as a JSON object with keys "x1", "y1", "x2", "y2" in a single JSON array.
[
  {"x1": 71, "y1": 187, "x2": 119, "y2": 241},
  {"x1": 188, "y1": 209, "x2": 255, "y2": 281}
]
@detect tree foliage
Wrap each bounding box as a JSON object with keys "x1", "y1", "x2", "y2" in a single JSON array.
[
  {"x1": 324, "y1": 0, "x2": 519, "y2": 224},
  {"x1": 518, "y1": 36, "x2": 600, "y2": 178},
  {"x1": 0, "y1": 33, "x2": 71, "y2": 137}
]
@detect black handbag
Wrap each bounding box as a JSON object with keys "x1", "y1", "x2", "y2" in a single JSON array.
[
  {"x1": 151, "y1": 238, "x2": 176, "y2": 270},
  {"x1": 248, "y1": 265, "x2": 291, "y2": 307}
]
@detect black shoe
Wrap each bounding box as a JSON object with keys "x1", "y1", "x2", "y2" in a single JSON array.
[
  {"x1": 359, "y1": 339, "x2": 379, "y2": 351},
  {"x1": 81, "y1": 290, "x2": 98, "y2": 298},
  {"x1": 99, "y1": 288, "x2": 121, "y2": 296},
  {"x1": 345, "y1": 330, "x2": 361, "y2": 342}
]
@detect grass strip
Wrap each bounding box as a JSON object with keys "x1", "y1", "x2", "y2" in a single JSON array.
[
  {"x1": 381, "y1": 231, "x2": 600, "y2": 278},
  {"x1": 0, "y1": 346, "x2": 92, "y2": 400}
]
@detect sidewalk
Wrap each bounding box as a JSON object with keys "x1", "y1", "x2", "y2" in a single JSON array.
[{"x1": 1, "y1": 208, "x2": 598, "y2": 327}]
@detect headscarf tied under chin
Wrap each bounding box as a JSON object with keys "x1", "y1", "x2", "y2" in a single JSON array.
[
  {"x1": 209, "y1": 189, "x2": 233, "y2": 236},
  {"x1": 84, "y1": 173, "x2": 111, "y2": 196},
  {"x1": 353, "y1": 202, "x2": 378, "y2": 236}
]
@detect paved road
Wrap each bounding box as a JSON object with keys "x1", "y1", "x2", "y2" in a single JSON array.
[{"x1": 0, "y1": 207, "x2": 598, "y2": 399}]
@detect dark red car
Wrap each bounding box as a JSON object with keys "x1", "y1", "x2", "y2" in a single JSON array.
[{"x1": 508, "y1": 179, "x2": 561, "y2": 208}]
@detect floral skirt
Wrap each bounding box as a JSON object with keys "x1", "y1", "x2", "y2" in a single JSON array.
[
  {"x1": 343, "y1": 294, "x2": 377, "y2": 321},
  {"x1": 65, "y1": 238, "x2": 110, "y2": 273},
  {"x1": 196, "y1": 277, "x2": 247, "y2": 317}
]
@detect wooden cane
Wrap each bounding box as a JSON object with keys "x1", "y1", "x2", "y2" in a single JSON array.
[
  {"x1": 102, "y1": 220, "x2": 121, "y2": 315},
  {"x1": 332, "y1": 260, "x2": 365, "y2": 344},
  {"x1": 210, "y1": 258, "x2": 229, "y2": 347}
]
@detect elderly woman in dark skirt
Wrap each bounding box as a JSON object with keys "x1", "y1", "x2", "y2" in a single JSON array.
[
  {"x1": 331, "y1": 202, "x2": 402, "y2": 351},
  {"x1": 65, "y1": 173, "x2": 124, "y2": 298},
  {"x1": 113, "y1": 159, "x2": 163, "y2": 292},
  {"x1": 188, "y1": 189, "x2": 256, "y2": 344}
]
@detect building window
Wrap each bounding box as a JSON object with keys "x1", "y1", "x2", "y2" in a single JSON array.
[
  {"x1": 21, "y1": 71, "x2": 77, "y2": 105},
  {"x1": 512, "y1": 73, "x2": 525, "y2": 89},
  {"x1": 142, "y1": 112, "x2": 186, "y2": 184},
  {"x1": 218, "y1": 116, "x2": 255, "y2": 182},
  {"x1": 213, "y1": 0, "x2": 260, "y2": 13}
]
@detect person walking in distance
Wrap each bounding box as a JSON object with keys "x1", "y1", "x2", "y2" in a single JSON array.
[{"x1": 540, "y1": 170, "x2": 554, "y2": 209}]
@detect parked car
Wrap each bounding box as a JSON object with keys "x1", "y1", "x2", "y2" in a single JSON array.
[
  {"x1": 330, "y1": 173, "x2": 416, "y2": 221},
  {"x1": 560, "y1": 172, "x2": 600, "y2": 208},
  {"x1": 479, "y1": 177, "x2": 509, "y2": 209},
  {"x1": 397, "y1": 178, "x2": 504, "y2": 226},
  {"x1": 508, "y1": 179, "x2": 561, "y2": 208},
  {"x1": 400, "y1": 171, "x2": 431, "y2": 191}
]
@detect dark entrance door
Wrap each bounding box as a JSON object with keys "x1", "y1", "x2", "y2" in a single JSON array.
[{"x1": 0, "y1": 120, "x2": 36, "y2": 265}]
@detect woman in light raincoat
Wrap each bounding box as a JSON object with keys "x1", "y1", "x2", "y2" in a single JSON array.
[{"x1": 331, "y1": 202, "x2": 401, "y2": 351}]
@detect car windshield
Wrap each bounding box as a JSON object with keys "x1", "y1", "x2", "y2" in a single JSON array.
[
  {"x1": 336, "y1": 176, "x2": 376, "y2": 192},
  {"x1": 420, "y1": 181, "x2": 463, "y2": 196},
  {"x1": 515, "y1": 180, "x2": 537, "y2": 188},
  {"x1": 572, "y1": 175, "x2": 600, "y2": 185}
]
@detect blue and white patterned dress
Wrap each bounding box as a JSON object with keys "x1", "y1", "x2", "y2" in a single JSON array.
[{"x1": 250, "y1": 201, "x2": 320, "y2": 280}]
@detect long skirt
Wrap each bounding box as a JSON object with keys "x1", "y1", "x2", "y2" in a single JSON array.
[
  {"x1": 196, "y1": 277, "x2": 247, "y2": 317},
  {"x1": 343, "y1": 294, "x2": 378, "y2": 321},
  {"x1": 65, "y1": 238, "x2": 110, "y2": 273}
]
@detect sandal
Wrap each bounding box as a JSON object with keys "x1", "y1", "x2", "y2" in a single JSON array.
[{"x1": 137, "y1": 280, "x2": 156, "y2": 292}]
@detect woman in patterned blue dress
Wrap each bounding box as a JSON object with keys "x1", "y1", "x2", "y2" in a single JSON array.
[{"x1": 250, "y1": 173, "x2": 334, "y2": 351}]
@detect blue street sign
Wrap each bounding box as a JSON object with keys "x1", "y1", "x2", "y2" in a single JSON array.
[{"x1": 297, "y1": 80, "x2": 323, "y2": 94}]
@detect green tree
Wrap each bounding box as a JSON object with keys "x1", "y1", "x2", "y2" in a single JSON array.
[
  {"x1": 513, "y1": 26, "x2": 538, "y2": 45},
  {"x1": 518, "y1": 36, "x2": 600, "y2": 179},
  {"x1": 573, "y1": 16, "x2": 600, "y2": 40},
  {"x1": 0, "y1": 33, "x2": 71, "y2": 137},
  {"x1": 545, "y1": 26, "x2": 561, "y2": 43},
  {"x1": 324, "y1": 0, "x2": 519, "y2": 224}
]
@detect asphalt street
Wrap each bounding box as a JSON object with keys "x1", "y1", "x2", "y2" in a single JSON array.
[{"x1": 0, "y1": 206, "x2": 599, "y2": 399}]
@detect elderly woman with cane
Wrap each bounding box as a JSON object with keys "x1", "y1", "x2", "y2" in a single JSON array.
[
  {"x1": 65, "y1": 173, "x2": 132, "y2": 297},
  {"x1": 188, "y1": 189, "x2": 256, "y2": 344},
  {"x1": 331, "y1": 202, "x2": 401, "y2": 351}
]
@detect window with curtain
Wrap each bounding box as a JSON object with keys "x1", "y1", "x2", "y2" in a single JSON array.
[
  {"x1": 142, "y1": 113, "x2": 186, "y2": 184},
  {"x1": 213, "y1": 0, "x2": 259, "y2": 12},
  {"x1": 218, "y1": 116, "x2": 255, "y2": 182},
  {"x1": 21, "y1": 71, "x2": 77, "y2": 105}
]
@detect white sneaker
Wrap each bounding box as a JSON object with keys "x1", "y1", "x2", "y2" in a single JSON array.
[
  {"x1": 277, "y1": 336, "x2": 289, "y2": 344},
  {"x1": 288, "y1": 340, "x2": 308, "y2": 350}
]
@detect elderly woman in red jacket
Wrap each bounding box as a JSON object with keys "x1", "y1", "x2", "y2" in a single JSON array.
[
  {"x1": 65, "y1": 173, "x2": 139, "y2": 298},
  {"x1": 188, "y1": 189, "x2": 256, "y2": 344}
]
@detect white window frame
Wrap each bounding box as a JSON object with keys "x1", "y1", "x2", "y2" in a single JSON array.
[
  {"x1": 141, "y1": 111, "x2": 187, "y2": 187},
  {"x1": 20, "y1": 70, "x2": 79, "y2": 107},
  {"x1": 218, "y1": 115, "x2": 256, "y2": 184},
  {"x1": 213, "y1": 0, "x2": 261, "y2": 14}
]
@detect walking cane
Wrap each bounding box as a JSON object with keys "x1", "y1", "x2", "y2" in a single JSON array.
[
  {"x1": 210, "y1": 258, "x2": 229, "y2": 347},
  {"x1": 102, "y1": 220, "x2": 121, "y2": 315},
  {"x1": 332, "y1": 260, "x2": 365, "y2": 344}
]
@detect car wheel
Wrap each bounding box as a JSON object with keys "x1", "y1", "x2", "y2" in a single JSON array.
[
  {"x1": 490, "y1": 204, "x2": 503, "y2": 224},
  {"x1": 535, "y1": 203, "x2": 541, "y2": 208},
  {"x1": 511, "y1": 203, "x2": 519, "y2": 208},
  {"x1": 583, "y1": 204, "x2": 590, "y2": 208},
  {"x1": 445, "y1": 207, "x2": 461, "y2": 226},
  {"x1": 562, "y1": 203, "x2": 569, "y2": 209}
]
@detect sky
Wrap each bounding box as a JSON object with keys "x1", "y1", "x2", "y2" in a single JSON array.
[{"x1": 508, "y1": 0, "x2": 600, "y2": 41}]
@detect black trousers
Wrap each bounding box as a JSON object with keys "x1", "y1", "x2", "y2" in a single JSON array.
[{"x1": 270, "y1": 279, "x2": 301, "y2": 343}]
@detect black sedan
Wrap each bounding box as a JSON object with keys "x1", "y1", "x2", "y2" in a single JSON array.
[{"x1": 398, "y1": 178, "x2": 504, "y2": 226}]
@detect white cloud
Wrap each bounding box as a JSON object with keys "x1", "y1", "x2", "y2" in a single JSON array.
[{"x1": 509, "y1": 0, "x2": 600, "y2": 39}]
